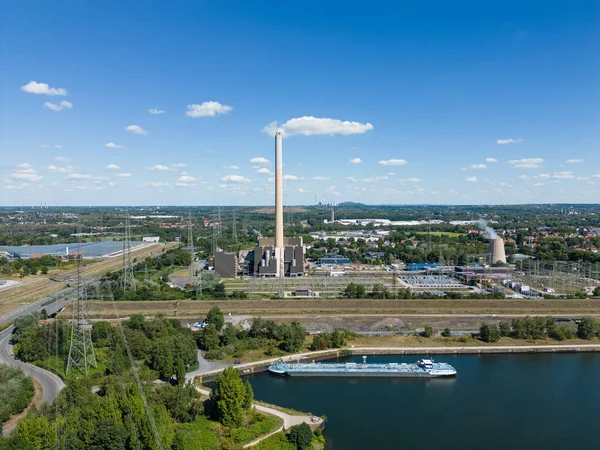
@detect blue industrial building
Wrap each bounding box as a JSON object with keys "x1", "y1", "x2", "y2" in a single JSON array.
[
  {"x1": 406, "y1": 262, "x2": 440, "y2": 271},
  {"x1": 319, "y1": 254, "x2": 352, "y2": 266}
]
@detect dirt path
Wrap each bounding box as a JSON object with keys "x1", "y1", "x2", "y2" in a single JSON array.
[{"x1": 1, "y1": 379, "x2": 42, "y2": 437}]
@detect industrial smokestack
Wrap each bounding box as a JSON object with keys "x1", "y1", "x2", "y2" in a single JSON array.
[
  {"x1": 489, "y1": 238, "x2": 507, "y2": 264},
  {"x1": 274, "y1": 132, "x2": 284, "y2": 277},
  {"x1": 330, "y1": 209, "x2": 335, "y2": 223}
]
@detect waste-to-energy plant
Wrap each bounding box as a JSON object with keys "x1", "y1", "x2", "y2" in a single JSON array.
[
  {"x1": 489, "y1": 238, "x2": 507, "y2": 264},
  {"x1": 213, "y1": 132, "x2": 304, "y2": 278}
]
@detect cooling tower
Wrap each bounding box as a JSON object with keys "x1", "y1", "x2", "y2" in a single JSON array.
[{"x1": 489, "y1": 238, "x2": 507, "y2": 264}]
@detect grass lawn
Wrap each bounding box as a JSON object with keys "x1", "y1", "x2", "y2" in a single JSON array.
[{"x1": 175, "y1": 412, "x2": 283, "y2": 449}]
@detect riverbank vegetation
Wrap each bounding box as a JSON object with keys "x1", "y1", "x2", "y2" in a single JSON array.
[
  {"x1": 252, "y1": 425, "x2": 325, "y2": 450},
  {"x1": 198, "y1": 309, "x2": 311, "y2": 361},
  {"x1": 478, "y1": 317, "x2": 600, "y2": 343},
  {"x1": 0, "y1": 365, "x2": 35, "y2": 427}
]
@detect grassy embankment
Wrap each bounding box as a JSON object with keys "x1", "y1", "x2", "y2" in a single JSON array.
[{"x1": 82, "y1": 298, "x2": 600, "y2": 319}]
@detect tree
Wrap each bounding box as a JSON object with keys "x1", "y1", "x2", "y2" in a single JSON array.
[
  {"x1": 479, "y1": 324, "x2": 501, "y2": 343},
  {"x1": 242, "y1": 380, "x2": 254, "y2": 410},
  {"x1": 200, "y1": 324, "x2": 220, "y2": 351},
  {"x1": 441, "y1": 328, "x2": 451, "y2": 337},
  {"x1": 280, "y1": 322, "x2": 306, "y2": 353},
  {"x1": 422, "y1": 325, "x2": 433, "y2": 338},
  {"x1": 593, "y1": 286, "x2": 600, "y2": 297},
  {"x1": 206, "y1": 306, "x2": 225, "y2": 331},
  {"x1": 210, "y1": 367, "x2": 248, "y2": 427},
  {"x1": 288, "y1": 423, "x2": 313, "y2": 450},
  {"x1": 499, "y1": 321, "x2": 512, "y2": 337},
  {"x1": 577, "y1": 317, "x2": 598, "y2": 340},
  {"x1": 174, "y1": 358, "x2": 187, "y2": 384}
]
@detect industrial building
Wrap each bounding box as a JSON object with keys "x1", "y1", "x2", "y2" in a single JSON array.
[
  {"x1": 248, "y1": 237, "x2": 304, "y2": 277},
  {"x1": 319, "y1": 254, "x2": 351, "y2": 267},
  {"x1": 213, "y1": 251, "x2": 238, "y2": 278}
]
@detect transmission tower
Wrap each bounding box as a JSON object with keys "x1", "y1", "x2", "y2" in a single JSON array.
[
  {"x1": 188, "y1": 211, "x2": 195, "y2": 280},
  {"x1": 122, "y1": 211, "x2": 136, "y2": 291},
  {"x1": 66, "y1": 235, "x2": 97, "y2": 375}
]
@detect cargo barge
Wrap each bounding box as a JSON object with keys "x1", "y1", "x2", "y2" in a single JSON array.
[{"x1": 268, "y1": 357, "x2": 457, "y2": 378}]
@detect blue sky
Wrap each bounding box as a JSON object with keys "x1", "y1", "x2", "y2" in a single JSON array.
[{"x1": 1, "y1": 0, "x2": 598, "y2": 206}]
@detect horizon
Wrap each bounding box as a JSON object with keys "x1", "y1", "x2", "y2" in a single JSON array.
[{"x1": 1, "y1": 1, "x2": 598, "y2": 206}]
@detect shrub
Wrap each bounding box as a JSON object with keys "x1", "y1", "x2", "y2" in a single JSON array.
[
  {"x1": 422, "y1": 325, "x2": 433, "y2": 338},
  {"x1": 288, "y1": 423, "x2": 313, "y2": 450}
]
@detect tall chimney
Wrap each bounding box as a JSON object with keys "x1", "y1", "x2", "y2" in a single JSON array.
[{"x1": 275, "y1": 132, "x2": 284, "y2": 277}]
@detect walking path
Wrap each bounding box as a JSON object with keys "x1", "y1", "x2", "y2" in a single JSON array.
[{"x1": 195, "y1": 386, "x2": 323, "y2": 448}]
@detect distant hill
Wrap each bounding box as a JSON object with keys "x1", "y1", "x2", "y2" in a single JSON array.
[{"x1": 337, "y1": 202, "x2": 366, "y2": 208}]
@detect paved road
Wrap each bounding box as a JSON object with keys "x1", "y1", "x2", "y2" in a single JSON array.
[
  {"x1": 0, "y1": 326, "x2": 66, "y2": 436},
  {"x1": 185, "y1": 350, "x2": 230, "y2": 382},
  {"x1": 0, "y1": 327, "x2": 65, "y2": 405}
]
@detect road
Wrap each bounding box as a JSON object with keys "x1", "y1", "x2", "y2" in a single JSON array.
[{"x1": 0, "y1": 327, "x2": 65, "y2": 436}]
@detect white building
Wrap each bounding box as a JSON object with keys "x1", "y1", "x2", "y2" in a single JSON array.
[{"x1": 142, "y1": 236, "x2": 160, "y2": 243}]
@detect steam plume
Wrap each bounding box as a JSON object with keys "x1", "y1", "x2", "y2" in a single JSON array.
[{"x1": 478, "y1": 219, "x2": 500, "y2": 239}]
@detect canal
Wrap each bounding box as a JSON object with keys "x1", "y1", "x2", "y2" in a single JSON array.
[{"x1": 246, "y1": 353, "x2": 600, "y2": 449}]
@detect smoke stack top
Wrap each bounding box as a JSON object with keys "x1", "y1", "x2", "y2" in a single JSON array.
[{"x1": 478, "y1": 219, "x2": 500, "y2": 240}]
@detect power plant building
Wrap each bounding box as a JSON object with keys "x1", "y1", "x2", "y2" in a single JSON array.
[
  {"x1": 248, "y1": 237, "x2": 304, "y2": 277},
  {"x1": 213, "y1": 251, "x2": 238, "y2": 278}
]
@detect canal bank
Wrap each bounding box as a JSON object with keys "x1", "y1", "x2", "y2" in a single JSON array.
[{"x1": 193, "y1": 343, "x2": 600, "y2": 383}]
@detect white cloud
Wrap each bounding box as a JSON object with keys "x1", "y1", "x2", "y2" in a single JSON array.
[
  {"x1": 186, "y1": 101, "x2": 232, "y2": 118},
  {"x1": 105, "y1": 142, "x2": 123, "y2": 149},
  {"x1": 172, "y1": 163, "x2": 187, "y2": 168},
  {"x1": 363, "y1": 176, "x2": 388, "y2": 183},
  {"x1": 298, "y1": 188, "x2": 311, "y2": 193},
  {"x1": 177, "y1": 175, "x2": 197, "y2": 183},
  {"x1": 350, "y1": 158, "x2": 362, "y2": 164},
  {"x1": 346, "y1": 177, "x2": 357, "y2": 183},
  {"x1": 11, "y1": 173, "x2": 42, "y2": 182},
  {"x1": 534, "y1": 183, "x2": 544, "y2": 187},
  {"x1": 542, "y1": 171, "x2": 576, "y2": 179},
  {"x1": 125, "y1": 125, "x2": 148, "y2": 135},
  {"x1": 221, "y1": 174, "x2": 251, "y2": 183},
  {"x1": 465, "y1": 176, "x2": 478, "y2": 183},
  {"x1": 44, "y1": 100, "x2": 73, "y2": 112},
  {"x1": 255, "y1": 168, "x2": 271, "y2": 175},
  {"x1": 106, "y1": 164, "x2": 120, "y2": 170},
  {"x1": 508, "y1": 158, "x2": 543, "y2": 169},
  {"x1": 519, "y1": 175, "x2": 530, "y2": 181},
  {"x1": 65, "y1": 173, "x2": 91, "y2": 180},
  {"x1": 378, "y1": 159, "x2": 407, "y2": 166},
  {"x1": 400, "y1": 178, "x2": 421, "y2": 183},
  {"x1": 250, "y1": 157, "x2": 270, "y2": 165},
  {"x1": 283, "y1": 175, "x2": 300, "y2": 181},
  {"x1": 311, "y1": 176, "x2": 330, "y2": 181},
  {"x1": 46, "y1": 165, "x2": 75, "y2": 174},
  {"x1": 466, "y1": 164, "x2": 487, "y2": 170},
  {"x1": 147, "y1": 182, "x2": 170, "y2": 187},
  {"x1": 115, "y1": 173, "x2": 132, "y2": 178},
  {"x1": 21, "y1": 81, "x2": 67, "y2": 96},
  {"x1": 223, "y1": 165, "x2": 240, "y2": 170},
  {"x1": 566, "y1": 159, "x2": 584, "y2": 164},
  {"x1": 17, "y1": 163, "x2": 33, "y2": 170},
  {"x1": 149, "y1": 108, "x2": 166, "y2": 115},
  {"x1": 485, "y1": 157, "x2": 498, "y2": 163},
  {"x1": 54, "y1": 156, "x2": 71, "y2": 163},
  {"x1": 41, "y1": 144, "x2": 49, "y2": 148},
  {"x1": 262, "y1": 116, "x2": 373, "y2": 138},
  {"x1": 148, "y1": 164, "x2": 173, "y2": 171},
  {"x1": 497, "y1": 138, "x2": 523, "y2": 144},
  {"x1": 592, "y1": 173, "x2": 600, "y2": 179}
]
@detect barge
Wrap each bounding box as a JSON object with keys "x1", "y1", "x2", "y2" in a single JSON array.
[{"x1": 268, "y1": 357, "x2": 457, "y2": 378}]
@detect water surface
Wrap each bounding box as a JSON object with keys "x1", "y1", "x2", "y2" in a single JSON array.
[{"x1": 247, "y1": 354, "x2": 600, "y2": 450}]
